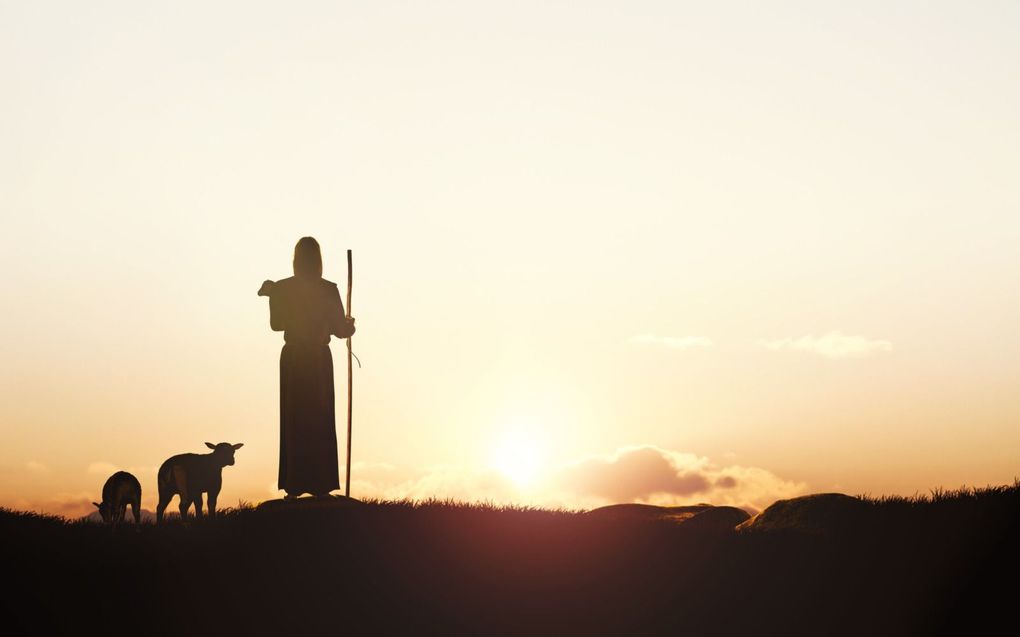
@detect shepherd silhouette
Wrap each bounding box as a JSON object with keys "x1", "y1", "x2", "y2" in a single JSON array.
[{"x1": 259, "y1": 237, "x2": 356, "y2": 499}]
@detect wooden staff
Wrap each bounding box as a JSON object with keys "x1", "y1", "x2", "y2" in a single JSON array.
[{"x1": 345, "y1": 249, "x2": 353, "y2": 497}]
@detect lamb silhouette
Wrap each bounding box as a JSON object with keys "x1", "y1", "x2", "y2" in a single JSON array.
[
  {"x1": 93, "y1": 471, "x2": 142, "y2": 527},
  {"x1": 156, "y1": 442, "x2": 243, "y2": 524}
]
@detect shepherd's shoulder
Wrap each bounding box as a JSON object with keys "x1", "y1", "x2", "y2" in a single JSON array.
[
  {"x1": 274, "y1": 275, "x2": 298, "y2": 289},
  {"x1": 272, "y1": 276, "x2": 336, "y2": 301},
  {"x1": 275, "y1": 276, "x2": 334, "y2": 289}
]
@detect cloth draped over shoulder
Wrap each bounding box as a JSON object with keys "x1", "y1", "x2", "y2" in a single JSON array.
[{"x1": 267, "y1": 276, "x2": 353, "y2": 496}]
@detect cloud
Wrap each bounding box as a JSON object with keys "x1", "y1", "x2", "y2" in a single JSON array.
[
  {"x1": 87, "y1": 462, "x2": 119, "y2": 475},
  {"x1": 552, "y1": 445, "x2": 805, "y2": 511},
  {"x1": 715, "y1": 475, "x2": 738, "y2": 489},
  {"x1": 760, "y1": 331, "x2": 892, "y2": 359},
  {"x1": 25, "y1": 461, "x2": 48, "y2": 473},
  {"x1": 628, "y1": 334, "x2": 714, "y2": 350},
  {"x1": 9, "y1": 492, "x2": 97, "y2": 519},
  {"x1": 557, "y1": 446, "x2": 710, "y2": 502},
  {"x1": 351, "y1": 461, "x2": 400, "y2": 476},
  {"x1": 352, "y1": 464, "x2": 520, "y2": 505},
  {"x1": 87, "y1": 462, "x2": 157, "y2": 477}
]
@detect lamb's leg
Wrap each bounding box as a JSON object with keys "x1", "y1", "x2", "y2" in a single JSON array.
[
  {"x1": 175, "y1": 471, "x2": 192, "y2": 522},
  {"x1": 193, "y1": 493, "x2": 204, "y2": 519},
  {"x1": 131, "y1": 499, "x2": 141, "y2": 525},
  {"x1": 157, "y1": 472, "x2": 175, "y2": 525},
  {"x1": 207, "y1": 492, "x2": 218, "y2": 519}
]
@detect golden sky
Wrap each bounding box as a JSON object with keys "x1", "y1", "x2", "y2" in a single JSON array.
[{"x1": 2, "y1": 2, "x2": 1018, "y2": 518}]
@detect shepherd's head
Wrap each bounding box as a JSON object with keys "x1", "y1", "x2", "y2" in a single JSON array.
[{"x1": 293, "y1": 236, "x2": 323, "y2": 280}]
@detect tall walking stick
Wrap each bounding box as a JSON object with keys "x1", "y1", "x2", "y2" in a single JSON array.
[{"x1": 345, "y1": 249, "x2": 353, "y2": 497}]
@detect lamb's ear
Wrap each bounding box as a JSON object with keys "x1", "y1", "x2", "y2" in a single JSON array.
[
  {"x1": 205, "y1": 442, "x2": 216, "y2": 449},
  {"x1": 93, "y1": 502, "x2": 101, "y2": 509},
  {"x1": 232, "y1": 443, "x2": 244, "y2": 450}
]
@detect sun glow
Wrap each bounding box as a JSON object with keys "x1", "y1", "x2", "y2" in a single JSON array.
[{"x1": 490, "y1": 428, "x2": 546, "y2": 486}]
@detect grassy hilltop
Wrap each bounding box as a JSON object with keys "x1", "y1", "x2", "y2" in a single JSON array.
[{"x1": 2, "y1": 483, "x2": 1018, "y2": 636}]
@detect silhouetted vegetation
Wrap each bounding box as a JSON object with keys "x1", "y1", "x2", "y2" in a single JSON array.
[{"x1": 1, "y1": 482, "x2": 1017, "y2": 635}]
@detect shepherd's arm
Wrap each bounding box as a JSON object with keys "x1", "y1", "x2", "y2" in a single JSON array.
[
  {"x1": 267, "y1": 285, "x2": 286, "y2": 332},
  {"x1": 328, "y1": 283, "x2": 355, "y2": 339}
]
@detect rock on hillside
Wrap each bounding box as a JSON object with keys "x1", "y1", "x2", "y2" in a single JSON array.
[
  {"x1": 681, "y1": 506, "x2": 753, "y2": 532},
  {"x1": 257, "y1": 494, "x2": 365, "y2": 512},
  {"x1": 587, "y1": 503, "x2": 750, "y2": 531},
  {"x1": 737, "y1": 493, "x2": 873, "y2": 535}
]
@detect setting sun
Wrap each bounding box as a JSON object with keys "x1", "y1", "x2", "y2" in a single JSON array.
[{"x1": 490, "y1": 429, "x2": 546, "y2": 486}]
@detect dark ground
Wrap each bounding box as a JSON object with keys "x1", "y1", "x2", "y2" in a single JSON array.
[{"x1": 2, "y1": 483, "x2": 1017, "y2": 636}]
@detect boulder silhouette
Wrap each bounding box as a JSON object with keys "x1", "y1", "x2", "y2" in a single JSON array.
[
  {"x1": 587, "y1": 503, "x2": 750, "y2": 531},
  {"x1": 586, "y1": 503, "x2": 713, "y2": 523},
  {"x1": 737, "y1": 493, "x2": 873, "y2": 535},
  {"x1": 682, "y1": 506, "x2": 751, "y2": 532}
]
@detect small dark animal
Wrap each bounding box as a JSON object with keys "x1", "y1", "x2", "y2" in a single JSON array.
[
  {"x1": 156, "y1": 442, "x2": 243, "y2": 524},
  {"x1": 93, "y1": 471, "x2": 142, "y2": 527}
]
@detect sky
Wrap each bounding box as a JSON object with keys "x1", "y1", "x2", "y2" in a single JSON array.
[{"x1": 1, "y1": 1, "x2": 1018, "y2": 518}]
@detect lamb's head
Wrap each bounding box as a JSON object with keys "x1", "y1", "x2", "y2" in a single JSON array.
[
  {"x1": 205, "y1": 442, "x2": 244, "y2": 467},
  {"x1": 92, "y1": 500, "x2": 112, "y2": 523}
]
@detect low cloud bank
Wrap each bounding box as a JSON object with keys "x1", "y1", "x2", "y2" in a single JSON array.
[{"x1": 349, "y1": 445, "x2": 806, "y2": 513}]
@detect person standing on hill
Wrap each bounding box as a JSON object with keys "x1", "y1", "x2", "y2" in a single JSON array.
[{"x1": 258, "y1": 237, "x2": 356, "y2": 499}]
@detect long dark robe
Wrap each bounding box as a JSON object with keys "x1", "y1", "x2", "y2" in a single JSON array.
[{"x1": 268, "y1": 275, "x2": 352, "y2": 496}]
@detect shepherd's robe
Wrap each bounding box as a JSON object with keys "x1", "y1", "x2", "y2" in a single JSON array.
[{"x1": 267, "y1": 275, "x2": 353, "y2": 496}]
